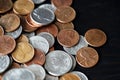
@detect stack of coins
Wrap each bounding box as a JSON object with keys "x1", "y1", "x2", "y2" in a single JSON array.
[{"x1": 0, "y1": 0, "x2": 107, "y2": 80}]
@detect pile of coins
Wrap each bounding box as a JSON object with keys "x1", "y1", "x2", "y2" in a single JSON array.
[{"x1": 0, "y1": 0, "x2": 107, "y2": 80}]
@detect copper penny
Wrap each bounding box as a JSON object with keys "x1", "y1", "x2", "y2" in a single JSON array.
[
  {"x1": 25, "y1": 48, "x2": 45, "y2": 66},
  {"x1": 49, "y1": 46, "x2": 55, "y2": 52},
  {"x1": 51, "y1": 0, "x2": 73, "y2": 8},
  {"x1": 55, "y1": 6, "x2": 76, "y2": 23},
  {"x1": 76, "y1": 47, "x2": 99, "y2": 68},
  {"x1": 0, "y1": 13, "x2": 20, "y2": 32},
  {"x1": 0, "y1": 35, "x2": 16, "y2": 55},
  {"x1": 85, "y1": 29, "x2": 107, "y2": 47},
  {"x1": 13, "y1": 0, "x2": 34, "y2": 15},
  {"x1": 57, "y1": 29, "x2": 80, "y2": 47},
  {"x1": 0, "y1": 0, "x2": 13, "y2": 13},
  {"x1": 36, "y1": 24, "x2": 58, "y2": 37},
  {"x1": 16, "y1": 34, "x2": 29, "y2": 43},
  {"x1": 0, "y1": 25, "x2": 4, "y2": 36},
  {"x1": 11, "y1": 62, "x2": 21, "y2": 69}
]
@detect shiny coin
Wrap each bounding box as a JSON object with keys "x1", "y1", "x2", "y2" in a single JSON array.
[
  {"x1": 37, "y1": 32, "x2": 55, "y2": 48},
  {"x1": 12, "y1": 42, "x2": 34, "y2": 63},
  {"x1": 45, "y1": 50, "x2": 73, "y2": 76},
  {"x1": 0, "y1": 55, "x2": 10, "y2": 73},
  {"x1": 29, "y1": 36, "x2": 49, "y2": 54},
  {"x1": 0, "y1": 25, "x2": 4, "y2": 36},
  {"x1": 0, "y1": 13, "x2": 20, "y2": 32},
  {"x1": 5, "y1": 25, "x2": 22, "y2": 39},
  {"x1": 32, "y1": 0, "x2": 46, "y2": 4},
  {"x1": 55, "y1": 6, "x2": 76, "y2": 23},
  {"x1": 26, "y1": 64, "x2": 46, "y2": 80},
  {"x1": 57, "y1": 29, "x2": 80, "y2": 47},
  {"x1": 0, "y1": 35, "x2": 16, "y2": 55},
  {"x1": 85, "y1": 28, "x2": 107, "y2": 47},
  {"x1": 63, "y1": 35, "x2": 88, "y2": 55},
  {"x1": 70, "y1": 55, "x2": 76, "y2": 71},
  {"x1": 76, "y1": 47, "x2": 99, "y2": 68},
  {"x1": 45, "y1": 74, "x2": 59, "y2": 80},
  {"x1": 2, "y1": 68, "x2": 35, "y2": 80},
  {"x1": 16, "y1": 34, "x2": 29, "y2": 43}
]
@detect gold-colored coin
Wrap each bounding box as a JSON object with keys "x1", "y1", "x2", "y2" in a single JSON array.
[
  {"x1": 12, "y1": 42, "x2": 34, "y2": 63},
  {"x1": 16, "y1": 34, "x2": 29, "y2": 43}
]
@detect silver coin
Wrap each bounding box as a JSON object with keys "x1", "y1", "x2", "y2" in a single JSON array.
[
  {"x1": 32, "y1": 0, "x2": 46, "y2": 4},
  {"x1": 45, "y1": 50, "x2": 73, "y2": 76},
  {"x1": 5, "y1": 26, "x2": 22, "y2": 39},
  {"x1": 63, "y1": 35, "x2": 88, "y2": 55},
  {"x1": 45, "y1": 74, "x2": 59, "y2": 80},
  {"x1": 2, "y1": 68, "x2": 35, "y2": 80},
  {"x1": 71, "y1": 71, "x2": 88, "y2": 80},
  {"x1": 30, "y1": 7, "x2": 55, "y2": 26},
  {"x1": 26, "y1": 64, "x2": 46, "y2": 80},
  {"x1": 29, "y1": 36, "x2": 49, "y2": 54},
  {"x1": 0, "y1": 55, "x2": 10, "y2": 73},
  {"x1": 23, "y1": 32, "x2": 35, "y2": 38},
  {"x1": 37, "y1": 32, "x2": 55, "y2": 48},
  {"x1": 70, "y1": 55, "x2": 76, "y2": 71}
]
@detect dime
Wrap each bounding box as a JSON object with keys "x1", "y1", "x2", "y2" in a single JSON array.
[
  {"x1": 23, "y1": 32, "x2": 35, "y2": 38},
  {"x1": 45, "y1": 74, "x2": 59, "y2": 80},
  {"x1": 70, "y1": 55, "x2": 76, "y2": 71},
  {"x1": 0, "y1": 25, "x2": 4, "y2": 36},
  {"x1": 32, "y1": 0, "x2": 46, "y2": 4},
  {"x1": 16, "y1": 34, "x2": 29, "y2": 43}
]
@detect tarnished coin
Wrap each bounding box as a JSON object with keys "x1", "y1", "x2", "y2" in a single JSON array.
[
  {"x1": 63, "y1": 35, "x2": 88, "y2": 55},
  {"x1": 2, "y1": 68, "x2": 35, "y2": 80},
  {"x1": 0, "y1": 55, "x2": 10, "y2": 73},
  {"x1": 16, "y1": 34, "x2": 29, "y2": 43},
  {"x1": 32, "y1": 0, "x2": 46, "y2": 4},
  {"x1": 85, "y1": 29, "x2": 107, "y2": 47},
  {"x1": 55, "y1": 6, "x2": 76, "y2": 23},
  {"x1": 45, "y1": 74, "x2": 59, "y2": 80},
  {"x1": 0, "y1": 35, "x2": 16, "y2": 55},
  {"x1": 0, "y1": 13, "x2": 20, "y2": 32},
  {"x1": 0, "y1": 25, "x2": 4, "y2": 36},
  {"x1": 26, "y1": 64, "x2": 46, "y2": 80},
  {"x1": 29, "y1": 36, "x2": 49, "y2": 54},
  {"x1": 37, "y1": 32, "x2": 55, "y2": 48},
  {"x1": 12, "y1": 42, "x2": 34, "y2": 63},
  {"x1": 5, "y1": 25, "x2": 22, "y2": 39},
  {"x1": 13, "y1": 0, "x2": 34, "y2": 15},
  {"x1": 45, "y1": 50, "x2": 73, "y2": 76},
  {"x1": 11, "y1": 62, "x2": 21, "y2": 69},
  {"x1": 57, "y1": 29, "x2": 80, "y2": 47},
  {"x1": 0, "y1": 0, "x2": 13, "y2": 13},
  {"x1": 76, "y1": 47, "x2": 99, "y2": 68},
  {"x1": 24, "y1": 32, "x2": 35, "y2": 38}
]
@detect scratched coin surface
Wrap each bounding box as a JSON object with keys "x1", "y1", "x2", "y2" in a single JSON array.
[
  {"x1": 63, "y1": 35, "x2": 88, "y2": 55},
  {"x1": 45, "y1": 74, "x2": 59, "y2": 80},
  {"x1": 2, "y1": 68, "x2": 35, "y2": 80},
  {"x1": 0, "y1": 55, "x2": 10, "y2": 73},
  {"x1": 76, "y1": 47, "x2": 99, "y2": 68},
  {"x1": 0, "y1": 25, "x2": 4, "y2": 36},
  {"x1": 32, "y1": 0, "x2": 46, "y2": 4},
  {"x1": 29, "y1": 36, "x2": 49, "y2": 54},
  {"x1": 45, "y1": 50, "x2": 73, "y2": 76}
]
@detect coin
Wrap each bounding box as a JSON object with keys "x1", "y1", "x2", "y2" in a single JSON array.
[
  {"x1": 0, "y1": 55, "x2": 10, "y2": 73},
  {"x1": 0, "y1": 35, "x2": 16, "y2": 55},
  {"x1": 25, "y1": 48, "x2": 45, "y2": 66},
  {"x1": 16, "y1": 34, "x2": 29, "y2": 43},
  {"x1": 0, "y1": 25, "x2": 4, "y2": 36},
  {"x1": 32, "y1": 0, "x2": 46, "y2": 4},
  {"x1": 13, "y1": 0, "x2": 34, "y2": 15},
  {"x1": 12, "y1": 42, "x2": 34, "y2": 63},
  {"x1": 70, "y1": 55, "x2": 76, "y2": 71},
  {"x1": 63, "y1": 35, "x2": 88, "y2": 55},
  {"x1": 45, "y1": 50, "x2": 73, "y2": 76},
  {"x1": 29, "y1": 36, "x2": 49, "y2": 54},
  {"x1": 0, "y1": 0, "x2": 13, "y2": 13},
  {"x1": 76, "y1": 47, "x2": 99, "y2": 68},
  {"x1": 49, "y1": 46, "x2": 55, "y2": 52},
  {"x1": 55, "y1": 6, "x2": 76, "y2": 23},
  {"x1": 85, "y1": 29, "x2": 107, "y2": 47},
  {"x1": 2, "y1": 68, "x2": 35, "y2": 80},
  {"x1": 5, "y1": 25, "x2": 22, "y2": 39},
  {"x1": 57, "y1": 29, "x2": 80, "y2": 47},
  {"x1": 23, "y1": 32, "x2": 35, "y2": 38},
  {"x1": 36, "y1": 24, "x2": 58, "y2": 37},
  {"x1": 45, "y1": 74, "x2": 59, "y2": 80},
  {"x1": 11, "y1": 62, "x2": 21, "y2": 69},
  {"x1": 0, "y1": 13, "x2": 20, "y2": 32},
  {"x1": 26, "y1": 64, "x2": 46, "y2": 80},
  {"x1": 37, "y1": 32, "x2": 55, "y2": 48}
]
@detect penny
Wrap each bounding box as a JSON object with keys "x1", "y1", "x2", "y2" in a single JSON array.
[
  {"x1": 32, "y1": 0, "x2": 46, "y2": 4},
  {"x1": 29, "y1": 36, "x2": 49, "y2": 54},
  {"x1": 11, "y1": 62, "x2": 21, "y2": 69},
  {"x1": 57, "y1": 29, "x2": 80, "y2": 47},
  {"x1": 49, "y1": 46, "x2": 55, "y2": 52},
  {"x1": 0, "y1": 35, "x2": 16, "y2": 55},
  {"x1": 25, "y1": 48, "x2": 45, "y2": 66},
  {"x1": 55, "y1": 6, "x2": 76, "y2": 23},
  {"x1": 36, "y1": 24, "x2": 58, "y2": 37},
  {"x1": 45, "y1": 50, "x2": 73, "y2": 76},
  {"x1": 51, "y1": 0, "x2": 73, "y2": 8},
  {"x1": 45, "y1": 74, "x2": 59, "y2": 80},
  {"x1": 13, "y1": 0, "x2": 34, "y2": 15},
  {"x1": 85, "y1": 29, "x2": 107, "y2": 47},
  {"x1": 0, "y1": 25, "x2": 4, "y2": 36},
  {"x1": 0, "y1": 13, "x2": 20, "y2": 32},
  {"x1": 26, "y1": 64, "x2": 46, "y2": 80},
  {"x1": 0, "y1": 55, "x2": 10, "y2": 73},
  {"x1": 16, "y1": 34, "x2": 29, "y2": 43},
  {"x1": 2, "y1": 68, "x2": 35, "y2": 80},
  {"x1": 0, "y1": 0, "x2": 13, "y2": 13},
  {"x1": 5, "y1": 25, "x2": 22, "y2": 39},
  {"x1": 11, "y1": 42, "x2": 34, "y2": 63},
  {"x1": 63, "y1": 35, "x2": 88, "y2": 55},
  {"x1": 76, "y1": 47, "x2": 99, "y2": 68}
]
